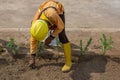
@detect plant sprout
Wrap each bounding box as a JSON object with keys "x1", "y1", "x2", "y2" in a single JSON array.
[
  {"x1": 80, "y1": 37, "x2": 92, "y2": 56},
  {"x1": 101, "y1": 34, "x2": 113, "y2": 54},
  {"x1": 6, "y1": 38, "x2": 19, "y2": 55},
  {"x1": 36, "y1": 41, "x2": 45, "y2": 57}
]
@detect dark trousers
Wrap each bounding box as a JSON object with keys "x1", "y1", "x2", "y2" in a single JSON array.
[{"x1": 59, "y1": 13, "x2": 69, "y2": 44}]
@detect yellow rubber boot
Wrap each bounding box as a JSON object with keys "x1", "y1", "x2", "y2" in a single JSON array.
[{"x1": 62, "y1": 42, "x2": 72, "y2": 72}]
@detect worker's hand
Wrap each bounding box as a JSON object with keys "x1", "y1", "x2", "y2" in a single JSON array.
[{"x1": 45, "y1": 35, "x2": 55, "y2": 46}]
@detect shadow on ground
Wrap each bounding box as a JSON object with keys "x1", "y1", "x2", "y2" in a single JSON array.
[
  {"x1": 70, "y1": 48, "x2": 120, "y2": 80},
  {"x1": 70, "y1": 43, "x2": 120, "y2": 80},
  {"x1": 71, "y1": 54, "x2": 107, "y2": 80}
]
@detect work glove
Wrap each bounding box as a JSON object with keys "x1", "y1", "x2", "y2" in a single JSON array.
[{"x1": 45, "y1": 35, "x2": 55, "y2": 47}]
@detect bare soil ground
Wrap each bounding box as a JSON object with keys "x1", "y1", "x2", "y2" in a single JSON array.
[
  {"x1": 0, "y1": 30, "x2": 120, "y2": 80},
  {"x1": 0, "y1": 0, "x2": 120, "y2": 80}
]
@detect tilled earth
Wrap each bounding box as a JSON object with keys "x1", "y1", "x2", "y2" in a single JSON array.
[
  {"x1": 0, "y1": 30, "x2": 120, "y2": 80},
  {"x1": 0, "y1": 0, "x2": 120, "y2": 80}
]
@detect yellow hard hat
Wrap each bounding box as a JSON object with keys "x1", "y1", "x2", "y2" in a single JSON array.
[{"x1": 30, "y1": 20, "x2": 49, "y2": 41}]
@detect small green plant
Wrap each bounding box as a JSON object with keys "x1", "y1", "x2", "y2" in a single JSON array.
[
  {"x1": 6, "y1": 38, "x2": 20, "y2": 55},
  {"x1": 80, "y1": 37, "x2": 92, "y2": 56},
  {"x1": 101, "y1": 34, "x2": 113, "y2": 54},
  {"x1": 36, "y1": 41, "x2": 45, "y2": 57}
]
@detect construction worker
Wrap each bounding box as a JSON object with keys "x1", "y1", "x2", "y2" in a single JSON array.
[{"x1": 29, "y1": 0, "x2": 72, "y2": 72}]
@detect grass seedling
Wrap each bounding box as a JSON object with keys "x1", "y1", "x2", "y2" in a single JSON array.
[
  {"x1": 6, "y1": 38, "x2": 19, "y2": 55},
  {"x1": 80, "y1": 37, "x2": 92, "y2": 56},
  {"x1": 36, "y1": 41, "x2": 45, "y2": 57},
  {"x1": 101, "y1": 34, "x2": 113, "y2": 54},
  {"x1": 80, "y1": 40, "x2": 84, "y2": 56}
]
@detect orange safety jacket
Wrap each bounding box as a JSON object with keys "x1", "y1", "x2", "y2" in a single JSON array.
[{"x1": 32, "y1": 0, "x2": 65, "y2": 37}]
